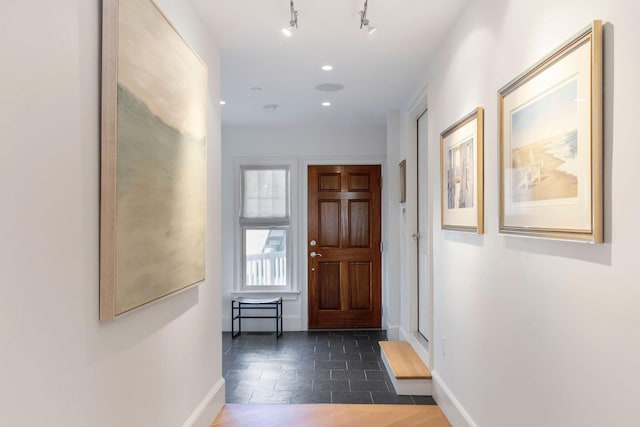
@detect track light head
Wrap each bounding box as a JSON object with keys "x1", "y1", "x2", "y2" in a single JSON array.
[
  {"x1": 359, "y1": 0, "x2": 375, "y2": 34},
  {"x1": 285, "y1": 1, "x2": 298, "y2": 34},
  {"x1": 359, "y1": 10, "x2": 367, "y2": 29}
]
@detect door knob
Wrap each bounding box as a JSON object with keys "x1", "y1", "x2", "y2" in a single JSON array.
[{"x1": 310, "y1": 251, "x2": 323, "y2": 258}]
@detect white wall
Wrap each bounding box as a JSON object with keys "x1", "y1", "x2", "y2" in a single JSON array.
[
  {"x1": 390, "y1": 0, "x2": 640, "y2": 426},
  {"x1": 384, "y1": 112, "x2": 402, "y2": 338},
  {"x1": 0, "y1": 1, "x2": 223, "y2": 426},
  {"x1": 221, "y1": 126, "x2": 386, "y2": 331}
]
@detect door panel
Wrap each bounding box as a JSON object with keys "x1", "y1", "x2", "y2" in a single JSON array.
[
  {"x1": 318, "y1": 262, "x2": 341, "y2": 310},
  {"x1": 348, "y1": 262, "x2": 371, "y2": 310},
  {"x1": 308, "y1": 165, "x2": 381, "y2": 329},
  {"x1": 348, "y1": 174, "x2": 370, "y2": 191},
  {"x1": 318, "y1": 173, "x2": 341, "y2": 191},
  {"x1": 319, "y1": 201, "x2": 341, "y2": 247},
  {"x1": 348, "y1": 201, "x2": 370, "y2": 247}
]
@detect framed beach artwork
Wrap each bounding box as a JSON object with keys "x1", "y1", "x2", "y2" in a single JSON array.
[
  {"x1": 498, "y1": 21, "x2": 602, "y2": 243},
  {"x1": 440, "y1": 107, "x2": 484, "y2": 233},
  {"x1": 100, "y1": 0, "x2": 208, "y2": 321}
]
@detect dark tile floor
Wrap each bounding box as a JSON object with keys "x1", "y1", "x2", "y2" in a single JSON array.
[{"x1": 222, "y1": 330, "x2": 437, "y2": 405}]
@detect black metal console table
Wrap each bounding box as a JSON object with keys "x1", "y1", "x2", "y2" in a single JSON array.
[{"x1": 231, "y1": 297, "x2": 283, "y2": 339}]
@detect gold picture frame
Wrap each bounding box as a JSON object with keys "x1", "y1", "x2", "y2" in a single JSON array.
[
  {"x1": 100, "y1": 0, "x2": 208, "y2": 321},
  {"x1": 440, "y1": 107, "x2": 484, "y2": 233},
  {"x1": 498, "y1": 20, "x2": 603, "y2": 243},
  {"x1": 399, "y1": 160, "x2": 406, "y2": 203}
]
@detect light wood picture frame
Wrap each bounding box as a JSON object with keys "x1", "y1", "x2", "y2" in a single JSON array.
[
  {"x1": 399, "y1": 160, "x2": 406, "y2": 203},
  {"x1": 498, "y1": 20, "x2": 603, "y2": 243},
  {"x1": 440, "y1": 107, "x2": 484, "y2": 233},
  {"x1": 100, "y1": 0, "x2": 208, "y2": 321}
]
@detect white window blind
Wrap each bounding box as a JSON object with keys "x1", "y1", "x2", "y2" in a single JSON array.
[{"x1": 241, "y1": 168, "x2": 289, "y2": 223}]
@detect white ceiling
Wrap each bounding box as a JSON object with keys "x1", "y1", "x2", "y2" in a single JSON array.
[{"x1": 190, "y1": 0, "x2": 469, "y2": 126}]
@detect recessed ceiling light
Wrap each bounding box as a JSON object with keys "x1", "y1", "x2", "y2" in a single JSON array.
[
  {"x1": 321, "y1": 102, "x2": 331, "y2": 107},
  {"x1": 321, "y1": 65, "x2": 333, "y2": 71},
  {"x1": 282, "y1": 27, "x2": 292, "y2": 37},
  {"x1": 219, "y1": 100, "x2": 226, "y2": 105},
  {"x1": 315, "y1": 83, "x2": 344, "y2": 92}
]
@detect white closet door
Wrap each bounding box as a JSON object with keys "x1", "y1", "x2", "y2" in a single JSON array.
[{"x1": 417, "y1": 111, "x2": 431, "y2": 342}]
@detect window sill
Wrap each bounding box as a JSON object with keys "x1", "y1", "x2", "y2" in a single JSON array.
[{"x1": 231, "y1": 290, "x2": 300, "y2": 301}]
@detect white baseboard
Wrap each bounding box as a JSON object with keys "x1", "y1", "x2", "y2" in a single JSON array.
[
  {"x1": 398, "y1": 326, "x2": 410, "y2": 341},
  {"x1": 222, "y1": 315, "x2": 301, "y2": 332},
  {"x1": 432, "y1": 371, "x2": 477, "y2": 427},
  {"x1": 182, "y1": 377, "x2": 226, "y2": 427},
  {"x1": 385, "y1": 324, "x2": 401, "y2": 340}
]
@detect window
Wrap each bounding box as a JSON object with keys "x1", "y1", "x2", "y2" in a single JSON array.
[{"x1": 240, "y1": 166, "x2": 290, "y2": 289}]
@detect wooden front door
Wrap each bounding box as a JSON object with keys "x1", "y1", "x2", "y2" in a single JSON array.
[{"x1": 308, "y1": 165, "x2": 382, "y2": 328}]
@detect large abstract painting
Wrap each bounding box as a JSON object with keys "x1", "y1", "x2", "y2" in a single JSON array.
[
  {"x1": 100, "y1": 0, "x2": 207, "y2": 321},
  {"x1": 499, "y1": 21, "x2": 602, "y2": 243}
]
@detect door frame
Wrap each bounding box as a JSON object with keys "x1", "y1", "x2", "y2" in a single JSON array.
[
  {"x1": 300, "y1": 156, "x2": 386, "y2": 331},
  {"x1": 404, "y1": 84, "x2": 434, "y2": 369}
]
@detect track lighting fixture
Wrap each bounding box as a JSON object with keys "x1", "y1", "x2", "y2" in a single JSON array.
[
  {"x1": 282, "y1": 1, "x2": 299, "y2": 37},
  {"x1": 282, "y1": 1, "x2": 376, "y2": 36},
  {"x1": 359, "y1": 0, "x2": 376, "y2": 34}
]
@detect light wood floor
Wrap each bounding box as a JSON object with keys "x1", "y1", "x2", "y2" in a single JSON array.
[{"x1": 211, "y1": 404, "x2": 451, "y2": 427}]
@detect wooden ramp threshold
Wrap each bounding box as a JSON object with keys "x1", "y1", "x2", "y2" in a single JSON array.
[
  {"x1": 379, "y1": 341, "x2": 432, "y2": 396},
  {"x1": 211, "y1": 404, "x2": 451, "y2": 427}
]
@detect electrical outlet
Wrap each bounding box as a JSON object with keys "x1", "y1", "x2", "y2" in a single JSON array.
[{"x1": 442, "y1": 337, "x2": 446, "y2": 357}]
